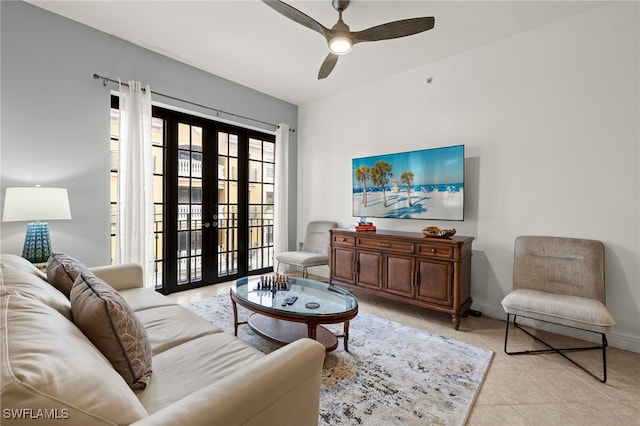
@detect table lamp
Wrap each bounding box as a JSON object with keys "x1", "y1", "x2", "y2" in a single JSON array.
[{"x1": 2, "y1": 186, "x2": 72, "y2": 263}]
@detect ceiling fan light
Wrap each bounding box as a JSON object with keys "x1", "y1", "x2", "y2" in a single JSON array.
[{"x1": 329, "y1": 36, "x2": 352, "y2": 54}]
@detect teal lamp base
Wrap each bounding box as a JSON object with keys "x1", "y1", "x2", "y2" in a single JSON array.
[{"x1": 22, "y1": 222, "x2": 52, "y2": 264}]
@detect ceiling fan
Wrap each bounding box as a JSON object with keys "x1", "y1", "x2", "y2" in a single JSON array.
[{"x1": 262, "y1": 0, "x2": 435, "y2": 79}]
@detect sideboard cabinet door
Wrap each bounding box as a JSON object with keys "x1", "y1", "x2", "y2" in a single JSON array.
[
  {"x1": 331, "y1": 247, "x2": 355, "y2": 284},
  {"x1": 356, "y1": 251, "x2": 383, "y2": 290},
  {"x1": 385, "y1": 254, "x2": 415, "y2": 298},
  {"x1": 416, "y1": 259, "x2": 452, "y2": 306}
]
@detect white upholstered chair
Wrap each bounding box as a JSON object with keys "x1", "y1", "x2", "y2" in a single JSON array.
[
  {"x1": 276, "y1": 221, "x2": 337, "y2": 278},
  {"x1": 501, "y1": 236, "x2": 615, "y2": 382}
]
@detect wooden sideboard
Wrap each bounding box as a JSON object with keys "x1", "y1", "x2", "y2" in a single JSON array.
[{"x1": 329, "y1": 228, "x2": 474, "y2": 330}]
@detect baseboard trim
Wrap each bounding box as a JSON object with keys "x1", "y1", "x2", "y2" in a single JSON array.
[{"x1": 473, "y1": 303, "x2": 640, "y2": 353}]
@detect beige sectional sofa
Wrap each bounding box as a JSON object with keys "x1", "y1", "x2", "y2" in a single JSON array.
[{"x1": 1, "y1": 254, "x2": 325, "y2": 425}]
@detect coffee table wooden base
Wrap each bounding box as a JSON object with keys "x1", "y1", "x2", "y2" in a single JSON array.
[{"x1": 248, "y1": 313, "x2": 339, "y2": 352}]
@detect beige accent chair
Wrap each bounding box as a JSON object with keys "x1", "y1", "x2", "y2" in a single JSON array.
[
  {"x1": 501, "y1": 236, "x2": 615, "y2": 382},
  {"x1": 276, "y1": 221, "x2": 337, "y2": 278}
]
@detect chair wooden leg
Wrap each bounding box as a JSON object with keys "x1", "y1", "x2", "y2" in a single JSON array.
[{"x1": 504, "y1": 314, "x2": 608, "y2": 383}]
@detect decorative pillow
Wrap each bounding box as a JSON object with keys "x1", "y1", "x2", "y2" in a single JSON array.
[
  {"x1": 71, "y1": 273, "x2": 153, "y2": 389},
  {"x1": 46, "y1": 253, "x2": 90, "y2": 298}
]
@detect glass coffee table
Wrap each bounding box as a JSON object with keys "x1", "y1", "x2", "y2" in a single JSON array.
[{"x1": 230, "y1": 275, "x2": 358, "y2": 352}]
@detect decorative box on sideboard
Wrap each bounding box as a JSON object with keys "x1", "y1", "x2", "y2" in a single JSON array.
[{"x1": 329, "y1": 228, "x2": 474, "y2": 330}]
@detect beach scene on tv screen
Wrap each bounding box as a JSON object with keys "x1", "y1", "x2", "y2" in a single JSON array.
[{"x1": 352, "y1": 145, "x2": 464, "y2": 221}]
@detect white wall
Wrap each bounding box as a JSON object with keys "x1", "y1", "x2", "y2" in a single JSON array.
[
  {"x1": 298, "y1": 2, "x2": 639, "y2": 351},
  {"x1": 0, "y1": 1, "x2": 298, "y2": 266}
]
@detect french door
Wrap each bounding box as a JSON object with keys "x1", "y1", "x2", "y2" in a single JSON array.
[
  {"x1": 159, "y1": 110, "x2": 276, "y2": 294},
  {"x1": 110, "y1": 98, "x2": 275, "y2": 294}
]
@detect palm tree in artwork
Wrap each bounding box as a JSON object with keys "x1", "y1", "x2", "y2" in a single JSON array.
[
  {"x1": 355, "y1": 165, "x2": 370, "y2": 206},
  {"x1": 370, "y1": 160, "x2": 393, "y2": 208},
  {"x1": 400, "y1": 171, "x2": 414, "y2": 207}
]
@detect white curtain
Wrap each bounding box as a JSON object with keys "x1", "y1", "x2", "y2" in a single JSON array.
[
  {"x1": 116, "y1": 80, "x2": 155, "y2": 288},
  {"x1": 273, "y1": 123, "x2": 290, "y2": 256}
]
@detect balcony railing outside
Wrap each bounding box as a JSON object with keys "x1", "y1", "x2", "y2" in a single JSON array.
[{"x1": 113, "y1": 213, "x2": 274, "y2": 290}]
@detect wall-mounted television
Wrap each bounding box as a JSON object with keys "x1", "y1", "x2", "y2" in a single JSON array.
[{"x1": 352, "y1": 144, "x2": 464, "y2": 221}]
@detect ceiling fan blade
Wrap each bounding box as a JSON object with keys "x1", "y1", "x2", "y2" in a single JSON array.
[
  {"x1": 352, "y1": 17, "x2": 435, "y2": 44},
  {"x1": 318, "y1": 53, "x2": 339, "y2": 80},
  {"x1": 262, "y1": 1, "x2": 329, "y2": 39}
]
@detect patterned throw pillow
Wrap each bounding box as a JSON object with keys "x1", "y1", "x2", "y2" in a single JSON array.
[
  {"x1": 46, "y1": 253, "x2": 90, "y2": 298},
  {"x1": 71, "y1": 273, "x2": 153, "y2": 389}
]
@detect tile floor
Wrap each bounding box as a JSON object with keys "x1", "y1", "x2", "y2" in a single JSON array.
[{"x1": 168, "y1": 275, "x2": 640, "y2": 425}]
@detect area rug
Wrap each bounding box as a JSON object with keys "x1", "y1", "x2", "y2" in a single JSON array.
[{"x1": 184, "y1": 295, "x2": 493, "y2": 426}]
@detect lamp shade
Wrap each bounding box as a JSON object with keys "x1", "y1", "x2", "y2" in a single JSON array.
[
  {"x1": 3, "y1": 187, "x2": 72, "y2": 263},
  {"x1": 3, "y1": 187, "x2": 72, "y2": 222}
]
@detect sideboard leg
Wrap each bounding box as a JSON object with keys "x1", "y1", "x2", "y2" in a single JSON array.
[{"x1": 452, "y1": 314, "x2": 461, "y2": 330}]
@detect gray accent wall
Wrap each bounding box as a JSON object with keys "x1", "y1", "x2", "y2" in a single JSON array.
[{"x1": 1, "y1": 1, "x2": 298, "y2": 266}]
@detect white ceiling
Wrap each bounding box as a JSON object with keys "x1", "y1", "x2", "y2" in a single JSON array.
[{"x1": 28, "y1": 1, "x2": 608, "y2": 105}]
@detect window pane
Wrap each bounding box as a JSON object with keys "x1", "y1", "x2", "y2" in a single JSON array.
[
  {"x1": 218, "y1": 132, "x2": 228, "y2": 155},
  {"x1": 191, "y1": 152, "x2": 202, "y2": 178},
  {"x1": 191, "y1": 180, "x2": 202, "y2": 203},
  {"x1": 178, "y1": 123, "x2": 190, "y2": 147},
  {"x1": 110, "y1": 204, "x2": 117, "y2": 234},
  {"x1": 190, "y1": 256, "x2": 201, "y2": 280},
  {"x1": 263, "y1": 162, "x2": 274, "y2": 184},
  {"x1": 264, "y1": 184, "x2": 274, "y2": 204},
  {"x1": 110, "y1": 109, "x2": 120, "y2": 137},
  {"x1": 229, "y1": 134, "x2": 238, "y2": 157},
  {"x1": 249, "y1": 160, "x2": 261, "y2": 182},
  {"x1": 229, "y1": 157, "x2": 238, "y2": 181},
  {"x1": 249, "y1": 138, "x2": 262, "y2": 160},
  {"x1": 218, "y1": 157, "x2": 227, "y2": 180},
  {"x1": 190, "y1": 205, "x2": 202, "y2": 229},
  {"x1": 228, "y1": 182, "x2": 238, "y2": 204},
  {"x1": 152, "y1": 118, "x2": 163, "y2": 145},
  {"x1": 152, "y1": 146, "x2": 163, "y2": 174},
  {"x1": 178, "y1": 205, "x2": 190, "y2": 230},
  {"x1": 178, "y1": 231, "x2": 189, "y2": 256},
  {"x1": 153, "y1": 175, "x2": 163, "y2": 203},
  {"x1": 263, "y1": 141, "x2": 275, "y2": 163},
  {"x1": 178, "y1": 178, "x2": 190, "y2": 203},
  {"x1": 191, "y1": 126, "x2": 202, "y2": 152},
  {"x1": 154, "y1": 204, "x2": 163, "y2": 232},
  {"x1": 178, "y1": 150, "x2": 190, "y2": 177},
  {"x1": 191, "y1": 230, "x2": 202, "y2": 255}
]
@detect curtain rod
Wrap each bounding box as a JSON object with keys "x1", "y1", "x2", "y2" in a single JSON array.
[{"x1": 93, "y1": 73, "x2": 295, "y2": 132}]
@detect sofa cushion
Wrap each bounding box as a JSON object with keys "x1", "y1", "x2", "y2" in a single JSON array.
[
  {"x1": 0, "y1": 254, "x2": 72, "y2": 320},
  {"x1": 135, "y1": 305, "x2": 223, "y2": 355},
  {"x1": 137, "y1": 332, "x2": 264, "y2": 414},
  {"x1": 1, "y1": 293, "x2": 148, "y2": 425},
  {"x1": 71, "y1": 273, "x2": 153, "y2": 389},
  {"x1": 119, "y1": 287, "x2": 178, "y2": 312},
  {"x1": 46, "y1": 253, "x2": 91, "y2": 298}
]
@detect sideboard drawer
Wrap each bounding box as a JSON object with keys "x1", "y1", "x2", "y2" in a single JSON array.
[
  {"x1": 357, "y1": 237, "x2": 414, "y2": 254},
  {"x1": 417, "y1": 243, "x2": 453, "y2": 259},
  {"x1": 332, "y1": 234, "x2": 355, "y2": 246}
]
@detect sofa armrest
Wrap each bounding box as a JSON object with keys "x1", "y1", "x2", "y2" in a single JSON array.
[
  {"x1": 90, "y1": 263, "x2": 144, "y2": 291},
  {"x1": 131, "y1": 338, "x2": 325, "y2": 426}
]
